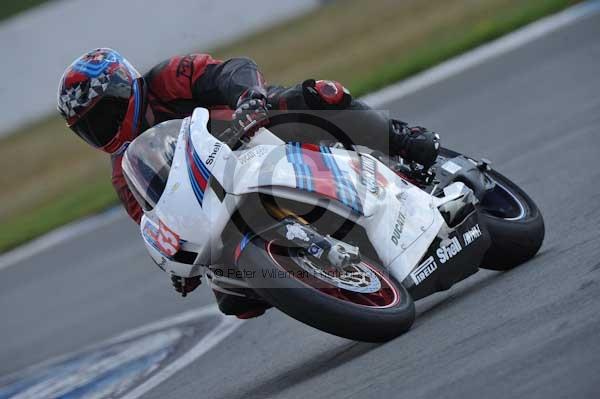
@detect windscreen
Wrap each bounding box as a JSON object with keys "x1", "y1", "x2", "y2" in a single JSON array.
[{"x1": 122, "y1": 119, "x2": 183, "y2": 211}]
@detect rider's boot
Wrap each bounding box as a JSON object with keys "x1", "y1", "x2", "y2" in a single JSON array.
[
  {"x1": 213, "y1": 289, "x2": 272, "y2": 319},
  {"x1": 389, "y1": 119, "x2": 440, "y2": 168}
]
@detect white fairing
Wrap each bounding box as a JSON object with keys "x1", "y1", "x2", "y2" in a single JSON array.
[{"x1": 136, "y1": 108, "x2": 458, "y2": 283}]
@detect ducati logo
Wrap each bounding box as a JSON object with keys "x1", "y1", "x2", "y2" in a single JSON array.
[{"x1": 390, "y1": 211, "x2": 406, "y2": 246}]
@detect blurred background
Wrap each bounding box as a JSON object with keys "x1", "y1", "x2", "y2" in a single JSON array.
[
  {"x1": 0, "y1": 0, "x2": 577, "y2": 252},
  {"x1": 3, "y1": 1, "x2": 600, "y2": 398}
]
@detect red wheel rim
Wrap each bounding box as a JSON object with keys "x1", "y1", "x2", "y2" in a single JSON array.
[{"x1": 266, "y1": 240, "x2": 400, "y2": 309}]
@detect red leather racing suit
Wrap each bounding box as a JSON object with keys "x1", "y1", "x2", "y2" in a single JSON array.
[
  {"x1": 112, "y1": 54, "x2": 268, "y2": 223},
  {"x1": 111, "y1": 54, "x2": 382, "y2": 224}
]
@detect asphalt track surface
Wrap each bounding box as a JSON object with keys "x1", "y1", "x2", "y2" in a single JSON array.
[{"x1": 1, "y1": 9, "x2": 600, "y2": 399}]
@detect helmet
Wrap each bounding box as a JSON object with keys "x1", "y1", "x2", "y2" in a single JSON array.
[{"x1": 57, "y1": 48, "x2": 143, "y2": 153}]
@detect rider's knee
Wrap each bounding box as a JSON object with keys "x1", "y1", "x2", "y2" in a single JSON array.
[
  {"x1": 269, "y1": 79, "x2": 353, "y2": 111},
  {"x1": 302, "y1": 79, "x2": 353, "y2": 110}
]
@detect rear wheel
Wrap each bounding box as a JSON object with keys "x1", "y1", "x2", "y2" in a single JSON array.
[
  {"x1": 237, "y1": 238, "x2": 415, "y2": 342},
  {"x1": 437, "y1": 148, "x2": 545, "y2": 270},
  {"x1": 479, "y1": 169, "x2": 545, "y2": 270}
]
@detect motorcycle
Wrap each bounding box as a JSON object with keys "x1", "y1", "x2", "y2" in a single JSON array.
[{"x1": 122, "y1": 108, "x2": 545, "y2": 342}]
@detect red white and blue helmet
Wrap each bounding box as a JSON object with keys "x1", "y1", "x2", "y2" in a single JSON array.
[{"x1": 57, "y1": 48, "x2": 143, "y2": 152}]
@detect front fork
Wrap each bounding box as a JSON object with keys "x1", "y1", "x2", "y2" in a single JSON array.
[{"x1": 256, "y1": 216, "x2": 362, "y2": 270}]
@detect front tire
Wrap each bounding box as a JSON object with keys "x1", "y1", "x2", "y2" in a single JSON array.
[{"x1": 237, "y1": 238, "x2": 415, "y2": 342}]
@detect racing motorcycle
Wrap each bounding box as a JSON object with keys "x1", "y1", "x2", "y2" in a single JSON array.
[{"x1": 122, "y1": 108, "x2": 545, "y2": 342}]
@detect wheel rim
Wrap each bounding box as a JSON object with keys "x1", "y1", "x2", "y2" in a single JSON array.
[
  {"x1": 481, "y1": 179, "x2": 527, "y2": 221},
  {"x1": 266, "y1": 240, "x2": 400, "y2": 309}
]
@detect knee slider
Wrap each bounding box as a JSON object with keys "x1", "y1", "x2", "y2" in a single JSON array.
[{"x1": 302, "y1": 79, "x2": 352, "y2": 110}]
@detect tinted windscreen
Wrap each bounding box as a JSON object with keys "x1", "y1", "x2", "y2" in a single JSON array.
[{"x1": 122, "y1": 119, "x2": 183, "y2": 210}]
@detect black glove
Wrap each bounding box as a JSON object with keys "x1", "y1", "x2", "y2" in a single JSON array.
[
  {"x1": 391, "y1": 120, "x2": 440, "y2": 168},
  {"x1": 231, "y1": 89, "x2": 269, "y2": 138},
  {"x1": 406, "y1": 126, "x2": 440, "y2": 168},
  {"x1": 171, "y1": 275, "x2": 202, "y2": 297}
]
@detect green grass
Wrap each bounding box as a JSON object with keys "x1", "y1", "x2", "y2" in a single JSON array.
[
  {"x1": 0, "y1": 179, "x2": 115, "y2": 252},
  {"x1": 0, "y1": 0, "x2": 579, "y2": 253},
  {"x1": 0, "y1": 0, "x2": 51, "y2": 22},
  {"x1": 350, "y1": 0, "x2": 576, "y2": 96}
]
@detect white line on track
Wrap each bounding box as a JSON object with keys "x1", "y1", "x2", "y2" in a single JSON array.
[
  {"x1": 121, "y1": 310, "x2": 245, "y2": 399},
  {"x1": 1, "y1": 304, "x2": 246, "y2": 399},
  {"x1": 122, "y1": 316, "x2": 244, "y2": 399},
  {"x1": 1, "y1": 0, "x2": 599, "y2": 272},
  {"x1": 104, "y1": 304, "x2": 225, "y2": 345}
]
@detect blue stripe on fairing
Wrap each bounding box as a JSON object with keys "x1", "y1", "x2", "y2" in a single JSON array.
[
  {"x1": 319, "y1": 145, "x2": 348, "y2": 206},
  {"x1": 285, "y1": 144, "x2": 297, "y2": 188},
  {"x1": 190, "y1": 144, "x2": 210, "y2": 181},
  {"x1": 293, "y1": 142, "x2": 311, "y2": 192},
  {"x1": 286, "y1": 143, "x2": 304, "y2": 190},
  {"x1": 187, "y1": 134, "x2": 208, "y2": 176},
  {"x1": 185, "y1": 132, "x2": 210, "y2": 206},
  {"x1": 320, "y1": 146, "x2": 362, "y2": 214},
  {"x1": 240, "y1": 233, "x2": 251, "y2": 252},
  {"x1": 300, "y1": 143, "x2": 315, "y2": 191},
  {"x1": 292, "y1": 143, "x2": 305, "y2": 190},
  {"x1": 337, "y1": 165, "x2": 362, "y2": 213},
  {"x1": 188, "y1": 159, "x2": 205, "y2": 200},
  {"x1": 302, "y1": 163, "x2": 313, "y2": 192}
]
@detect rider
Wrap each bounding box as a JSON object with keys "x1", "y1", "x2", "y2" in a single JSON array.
[{"x1": 57, "y1": 48, "x2": 440, "y2": 317}]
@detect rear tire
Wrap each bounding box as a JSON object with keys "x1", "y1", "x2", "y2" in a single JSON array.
[
  {"x1": 479, "y1": 170, "x2": 545, "y2": 270},
  {"x1": 237, "y1": 238, "x2": 415, "y2": 342}
]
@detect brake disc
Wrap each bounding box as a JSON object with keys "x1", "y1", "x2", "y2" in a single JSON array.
[{"x1": 292, "y1": 251, "x2": 382, "y2": 293}]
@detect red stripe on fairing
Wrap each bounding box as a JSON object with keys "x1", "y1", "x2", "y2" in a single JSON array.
[
  {"x1": 194, "y1": 166, "x2": 208, "y2": 190},
  {"x1": 300, "y1": 143, "x2": 338, "y2": 199},
  {"x1": 187, "y1": 145, "x2": 208, "y2": 190},
  {"x1": 234, "y1": 243, "x2": 242, "y2": 263}
]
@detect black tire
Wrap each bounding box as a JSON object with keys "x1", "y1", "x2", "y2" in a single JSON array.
[
  {"x1": 237, "y1": 238, "x2": 415, "y2": 342},
  {"x1": 479, "y1": 169, "x2": 545, "y2": 270}
]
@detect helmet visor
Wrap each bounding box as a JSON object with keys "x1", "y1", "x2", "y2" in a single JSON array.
[{"x1": 71, "y1": 96, "x2": 130, "y2": 148}]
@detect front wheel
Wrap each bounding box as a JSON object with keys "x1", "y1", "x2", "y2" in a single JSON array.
[{"x1": 237, "y1": 238, "x2": 415, "y2": 342}]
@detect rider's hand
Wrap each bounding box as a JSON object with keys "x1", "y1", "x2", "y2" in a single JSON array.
[
  {"x1": 406, "y1": 127, "x2": 440, "y2": 168},
  {"x1": 392, "y1": 120, "x2": 440, "y2": 168},
  {"x1": 232, "y1": 89, "x2": 269, "y2": 138},
  {"x1": 171, "y1": 275, "x2": 202, "y2": 297}
]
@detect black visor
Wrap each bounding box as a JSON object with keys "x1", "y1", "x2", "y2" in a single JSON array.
[{"x1": 72, "y1": 97, "x2": 130, "y2": 147}]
